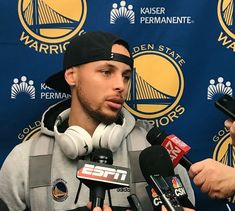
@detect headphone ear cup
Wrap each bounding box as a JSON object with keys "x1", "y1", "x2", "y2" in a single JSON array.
[
  {"x1": 92, "y1": 123, "x2": 107, "y2": 149},
  {"x1": 92, "y1": 122, "x2": 125, "y2": 152},
  {"x1": 54, "y1": 125, "x2": 93, "y2": 159},
  {"x1": 104, "y1": 124, "x2": 125, "y2": 152}
]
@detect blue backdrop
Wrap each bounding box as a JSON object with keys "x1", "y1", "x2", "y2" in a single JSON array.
[{"x1": 1, "y1": 0, "x2": 235, "y2": 210}]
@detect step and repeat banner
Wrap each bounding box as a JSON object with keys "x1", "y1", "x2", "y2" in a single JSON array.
[{"x1": 0, "y1": 0, "x2": 235, "y2": 210}]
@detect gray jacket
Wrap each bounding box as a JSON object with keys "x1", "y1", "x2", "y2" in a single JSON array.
[{"x1": 0, "y1": 100, "x2": 195, "y2": 210}]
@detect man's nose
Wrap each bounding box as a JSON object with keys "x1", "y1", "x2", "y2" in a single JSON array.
[{"x1": 113, "y1": 75, "x2": 125, "y2": 92}]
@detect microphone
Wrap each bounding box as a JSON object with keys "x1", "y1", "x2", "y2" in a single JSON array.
[
  {"x1": 127, "y1": 194, "x2": 144, "y2": 211},
  {"x1": 76, "y1": 148, "x2": 130, "y2": 209},
  {"x1": 145, "y1": 173, "x2": 189, "y2": 208},
  {"x1": 90, "y1": 148, "x2": 112, "y2": 209},
  {"x1": 146, "y1": 127, "x2": 192, "y2": 170},
  {"x1": 139, "y1": 145, "x2": 184, "y2": 211}
]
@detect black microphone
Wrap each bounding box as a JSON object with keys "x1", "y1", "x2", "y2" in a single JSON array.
[
  {"x1": 139, "y1": 145, "x2": 184, "y2": 211},
  {"x1": 127, "y1": 194, "x2": 144, "y2": 211},
  {"x1": 90, "y1": 148, "x2": 113, "y2": 209},
  {"x1": 146, "y1": 127, "x2": 192, "y2": 171}
]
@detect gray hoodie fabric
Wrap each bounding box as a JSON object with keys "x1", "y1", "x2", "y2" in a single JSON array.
[{"x1": 0, "y1": 101, "x2": 195, "y2": 211}]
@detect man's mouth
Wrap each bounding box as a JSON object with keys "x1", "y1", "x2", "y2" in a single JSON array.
[{"x1": 106, "y1": 97, "x2": 124, "y2": 110}]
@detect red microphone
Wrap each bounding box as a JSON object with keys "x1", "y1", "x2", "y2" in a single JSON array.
[
  {"x1": 146, "y1": 127, "x2": 192, "y2": 170},
  {"x1": 161, "y1": 134, "x2": 191, "y2": 168}
]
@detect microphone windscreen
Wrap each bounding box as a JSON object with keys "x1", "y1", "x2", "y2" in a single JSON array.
[
  {"x1": 139, "y1": 145, "x2": 174, "y2": 185},
  {"x1": 146, "y1": 127, "x2": 167, "y2": 145},
  {"x1": 91, "y1": 148, "x2": 113, "y2": 164}
]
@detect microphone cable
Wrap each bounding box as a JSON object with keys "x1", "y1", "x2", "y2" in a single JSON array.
[{"x1": 74, "y1": 177, "x2": 83, "y2": 204}]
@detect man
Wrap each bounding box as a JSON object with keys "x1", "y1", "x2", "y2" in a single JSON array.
[
  {"x1": 0, "y1": 31, "x2": 195, "y2": 210},
  {"x1": 189, "y1": 118, "x2": 235, "y2": 199}
]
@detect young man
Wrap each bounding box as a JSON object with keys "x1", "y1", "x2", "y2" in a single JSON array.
[{"x1": 0, "y1": 31, "x2": 195, "y2": 210}]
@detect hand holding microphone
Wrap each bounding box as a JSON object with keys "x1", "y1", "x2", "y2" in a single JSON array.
[
  {"x1": 186, "y1": 95, "x2": 235, "y2": 200},
  {"x1": 189, "y1": 158, "x2": 235, "y2": 199},
  {"x1": 188, "y1": 117, "x2": 235, "y2": 202},
  {"x1": 86, "y1": 201, "x2": 112, "y2": 211}
]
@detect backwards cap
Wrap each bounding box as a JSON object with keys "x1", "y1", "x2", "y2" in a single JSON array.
[{"x1": 45, "y1": 31, "x2": 133, "y2": 94}]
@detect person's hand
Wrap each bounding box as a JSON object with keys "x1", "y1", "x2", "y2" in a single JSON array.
[
  {"x1": 224, "y1": 119, "x2": 235, "y2": 145},
  {"x1": 93, "y1": 206, "x2": 112, "y2": 211},
  {"x1": 86, "y1": 202, "x2": 112, "y2": 211},
  {"x1": 189, "y1": 158, "x2": 235, "y2": 199}
]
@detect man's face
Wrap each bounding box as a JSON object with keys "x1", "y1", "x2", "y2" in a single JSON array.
[{"x1": 72, "y1": 44, "x2": 132, "y2": 124}]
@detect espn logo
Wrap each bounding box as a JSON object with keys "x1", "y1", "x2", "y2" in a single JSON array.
[
  {"x1": 81, "y1": 164, "x2": 127, "y2": 181},
  {"x1": 77, "y1": 160, "x2": 130, "y2": 186}
]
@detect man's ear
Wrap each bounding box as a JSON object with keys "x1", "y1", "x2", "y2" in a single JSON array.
[{"x1": 64, "y1": 67, "x2": 77, "y2": 86}]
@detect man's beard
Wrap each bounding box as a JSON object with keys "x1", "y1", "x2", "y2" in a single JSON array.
[
  {"x1": 77, "y1": 87, "x2": 121, "y2": 125},
  {"x1": 87, "y1": 107, "x2": 120, "y2": 125}
]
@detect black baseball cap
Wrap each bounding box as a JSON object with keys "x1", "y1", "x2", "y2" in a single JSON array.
[{"x1": 45, "y1": 31, "x2": 133, "y2": 94}]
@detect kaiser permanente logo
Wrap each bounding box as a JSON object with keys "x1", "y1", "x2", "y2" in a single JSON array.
[
  {"x1": 11, "y1": 75, "x2": 70, "y2": 100},
  {"x1": 207, "y1": 76, "x2": 233, "y2": 100},
  {"x1": 212, "y1": 128, "x2": 235, "y2": 203},
  {"x1": 217, "y1": 0, "x2": 235, "y2": 52},
  {"x1": 124, "y1": 44, "x2": 185, "y2": 127},
  {"x1": 18, "y1": 0, "x2": 87, "y2": 54},
  {"x1": 110, "y1": 1, "x2": 135, "y2": 24},
  {"x1": 110, "y1": 0, "x2": 194, "y2": 25},
  {"x1": 11, "y1": 76, "x2": 36, "y2": 99}
]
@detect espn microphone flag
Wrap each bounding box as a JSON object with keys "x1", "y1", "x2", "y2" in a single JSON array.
[
  {"x1": 161, "y1": 134, "x2": 191, "y2": 168},
  {"x1": 77, "y1": 149, "x2": 131, "y2": 210},
  {"x1": 77, "y1": 160, "x2": 130, "y2": 187}
]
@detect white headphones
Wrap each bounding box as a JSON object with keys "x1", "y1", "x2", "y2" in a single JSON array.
[{"x1": 54, "y1": 113, "x2": 126, "y2": 159}]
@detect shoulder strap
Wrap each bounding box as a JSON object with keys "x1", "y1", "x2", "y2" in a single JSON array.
[
  {"x1": 126, "y1": 122, "x2": 149, "y2": 185},
  {"x1": 29, "y1": 134, "x2": 54, "y2": 211},
  {"x1": 127, "y1": 121, "x2": 150, "y2": 151},
  {"x1": 126, "y1": 123, "x2": 154, "y2": 210}
]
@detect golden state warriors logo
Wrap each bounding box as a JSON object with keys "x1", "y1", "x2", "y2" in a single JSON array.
[
  {"x1": 125, "y1": 44, "x2": 185, "y2": 127},
  {"x1": 52, "y1": 178, "x2": 68, "y2": 202},
  {"x1": 18, "y1": 0, "x2": 87, "y2": 54},
  {"x1": 217, "y1": 0, "x2": 235, "y2": 51},
  {"x1": 213, "y1": 128, "x2": 235, "y2": 202}
]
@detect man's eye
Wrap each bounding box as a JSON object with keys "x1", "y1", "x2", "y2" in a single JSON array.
[
  {"x1": 123, "y1": 75, "x2": 131, "y2": 81},
  {"x1": 101, "y1": 70, "x2": 111, "y2": 76}
]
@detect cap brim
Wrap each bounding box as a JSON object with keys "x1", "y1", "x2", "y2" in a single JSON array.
[{"x1": 45, "y1": 70, "x2": 71, "y2": 94}]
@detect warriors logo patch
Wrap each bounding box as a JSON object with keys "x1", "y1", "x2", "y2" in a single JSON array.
[{"x1": 52, "y1": 178, "x2": 68, "y2": 202}]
